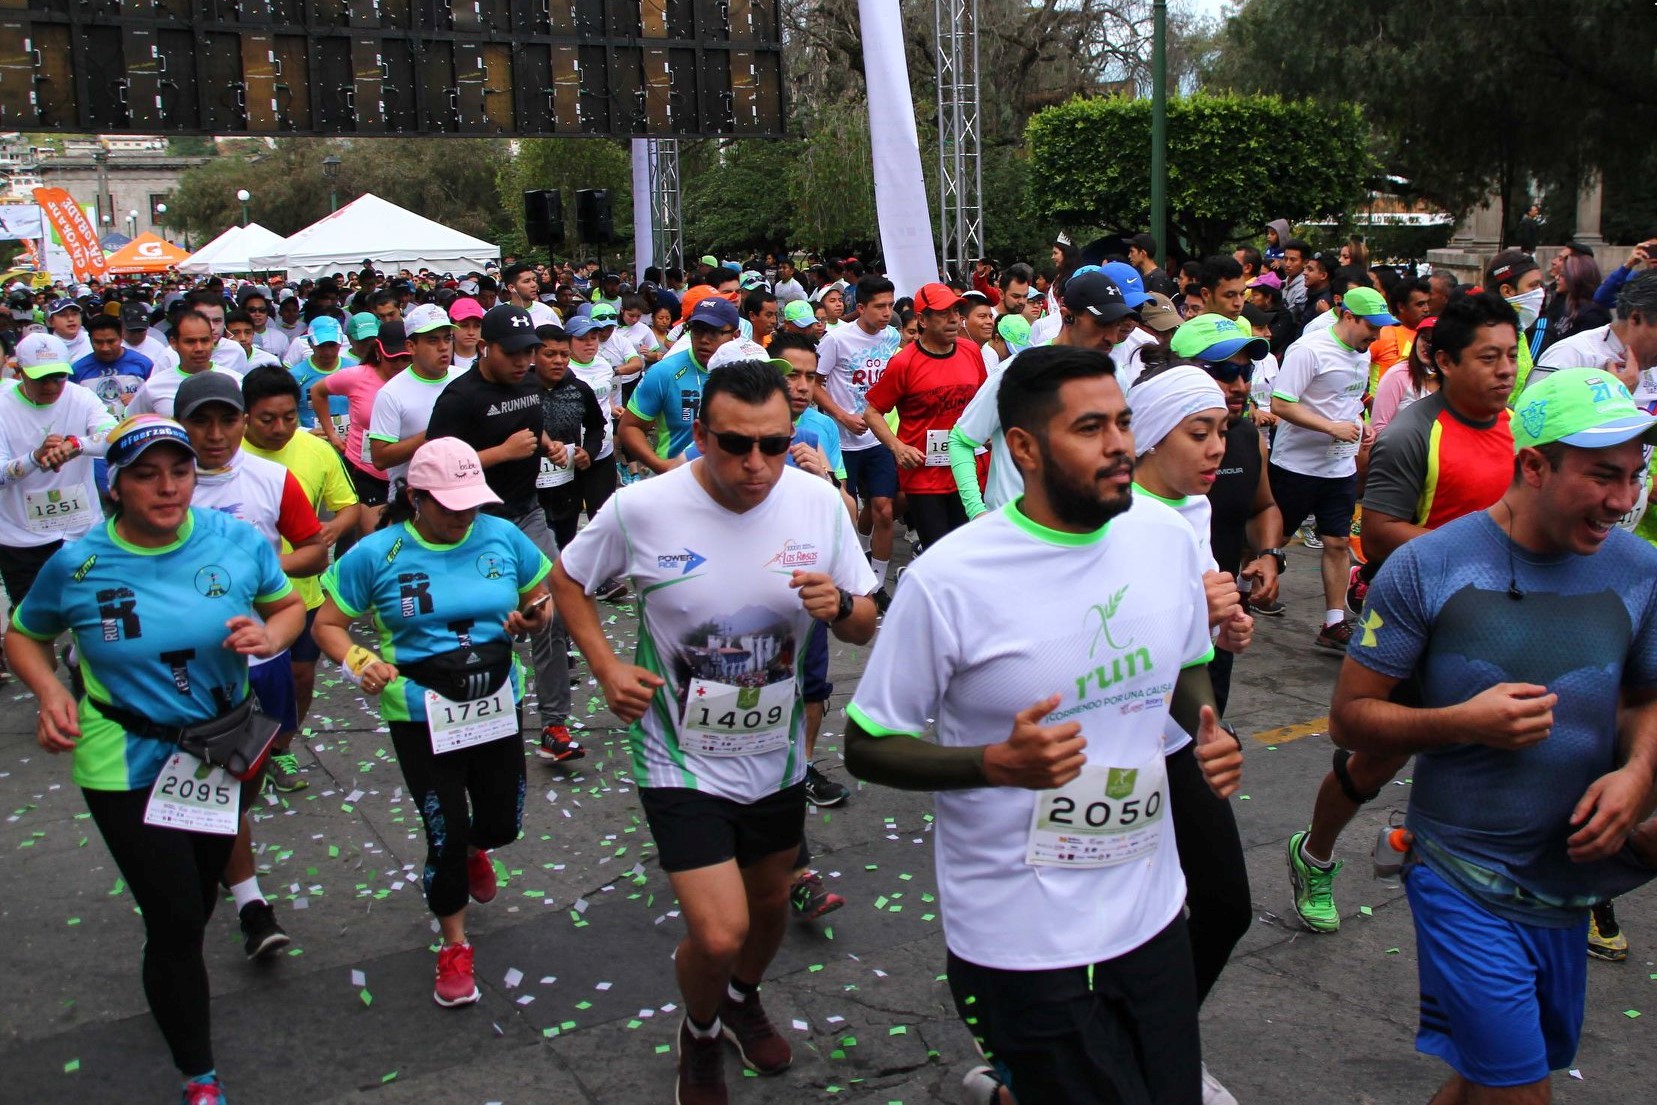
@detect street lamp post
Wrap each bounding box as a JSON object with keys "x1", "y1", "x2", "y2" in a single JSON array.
[
  {"x1": 322, "y1": 155, "x2": 342, "y2": 213},
  {"x1": 236, "y1": 189, "x2": 251, "y2": 227},
  {"x1": 127, "y1": 209, "x2": 138, "y2": 238}
]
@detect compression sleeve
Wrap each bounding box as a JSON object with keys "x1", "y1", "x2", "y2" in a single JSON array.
[
  {"x1": 1167, "y1": 663, "x2": 1220, "y2": 741},
  {"x1": 947, "y1": 427, "x2": 987, "y2": 518},
  {"x1": 843, "y1": 711, "x2": 990, "y2": 791}
]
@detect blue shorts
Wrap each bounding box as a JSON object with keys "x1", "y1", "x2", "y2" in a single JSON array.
[
  {"x1": 248, "y1": 650, "x2": 300, "y2": 735},
  {"x1": 289, "y1": 607, "x2": 322, "y2": 664},
  {"x1": 842, "y1": 443, "x2": 898, "y2": 501},
  {"x1": 802, "y1": 620, "x2": 832, "y2": 703},
  {"x1": 1406, "y1": 862, "x2": 1587, "y2": 1087}
]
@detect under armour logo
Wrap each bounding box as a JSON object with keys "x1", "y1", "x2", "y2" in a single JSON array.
[{"x1": 510, "y1": 315, "x2": 530, "y2": 327}]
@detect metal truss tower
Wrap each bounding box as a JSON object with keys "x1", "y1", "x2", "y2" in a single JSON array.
[
  {"x1": 649, "y1": 138, "x2": 683, "y2": 273},
  {"x1": 934, "y1": 0, "x2": 984, "y2": 280}
]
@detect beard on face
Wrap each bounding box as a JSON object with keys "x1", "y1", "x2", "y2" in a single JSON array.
[{"x1": 1037, "y1": 448, "x2": 1135, "y2": 531}]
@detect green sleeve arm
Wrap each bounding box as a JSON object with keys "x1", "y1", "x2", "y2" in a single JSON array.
[
  {"x1": 844, "y1": 715, "x2": 990, "y2": 791},
  {"x1": 947, "y1": 427, "x2": 987, "y2": 519},
  {"x1": 1168, "y1": 661, "x2": 1219, "y2": 739}
]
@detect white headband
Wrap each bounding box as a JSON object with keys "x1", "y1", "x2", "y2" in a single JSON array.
[{"x1": 1128, "y1": 365, "x2": 1228, "y2": 456}]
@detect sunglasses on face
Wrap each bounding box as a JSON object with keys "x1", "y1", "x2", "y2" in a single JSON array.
[
  {"x1": 708, "y1": 429, "x2": 792, "y2": 456},
  {"x1": 1200, "y1": 360, "x2": 1254, "y2": 383}
]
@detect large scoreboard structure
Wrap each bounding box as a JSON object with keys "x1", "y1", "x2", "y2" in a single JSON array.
[{"x1": 0, "y1": 0, "x2": 786, "y2": 138}]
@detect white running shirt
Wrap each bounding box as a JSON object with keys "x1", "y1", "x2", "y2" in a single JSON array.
[
  {"x1": 0, "y1": 382, "x2": 114, "y2": 548},
  {"x1": 559, "y1": 465, "x2": 875, "y2": 804},
  {"x1": 847, "y1": 498, "x2": 1212, "y2": 970},
  {"x1": 1269, "y1": 325, "x2": 1368, "y2": 478},
  {"x1": 366, "y1": 366, "x2": 458, "y2": 485},
  {"x1": 816, "y1": 321, "x2": 902, "y2": 451},
  {"x1": 568, "y1": 357, "x2": 617, "y2": 460}
]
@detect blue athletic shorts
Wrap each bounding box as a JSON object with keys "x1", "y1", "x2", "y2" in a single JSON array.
[
  {"x1": 248, "y1": 650, "x2": 300, "y2": 735},
  {"x1": 1406, "y1": 861, "x2": 1587, "y2": 1087},
  {"x1": 802, "y1": 620, "x2": 832, "y2": 704},
  {"x1": 842, "y1": 443, "x2": 898, "y2": 501},
  {"x1": 288, "y1": 607, "x2": 322, "y2": 664}
]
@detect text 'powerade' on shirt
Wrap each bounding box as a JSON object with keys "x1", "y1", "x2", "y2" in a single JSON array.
[
  {"x1": 557, "y1": 464, "x2": 876, "y2": 805},
  {"x1": 322, "y1": 515, "x2": 552, "y2": 724},
  {"x1": 1348, "y1": 511, "x2": 1657, "y2": 924},
  {"x1": 9, "y1": 508, "x2": 293, "y2": 791},
  {"x1": 846, "y1": 497, "x2": 1214, "y2": 971}
]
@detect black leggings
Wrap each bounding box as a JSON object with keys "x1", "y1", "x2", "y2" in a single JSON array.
[
  {"x1": 388, "y1": 721, "x2": 527, "y2": 918},
  {"x1": 577, "y1": 453, "x2": 617, "y2": 521},
  {"x1": 1166, "y1": 742, "x2": 1252, "y2": 1004},
  {"x1": 83, "y1": 786, "x2": 239, "y2": 1078},
  {"x1": 907, "y1": 492, "x2": 969, "y2": 551}
]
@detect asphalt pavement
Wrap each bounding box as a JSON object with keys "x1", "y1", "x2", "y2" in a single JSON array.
[{"x1": 3, "y1": 542, "x2": 1653, "y2": 1105}]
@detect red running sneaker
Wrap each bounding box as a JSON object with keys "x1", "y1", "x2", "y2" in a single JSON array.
[
  {"x1": 434, "y1": 942, "x2": 481, "y2": 1007},
  {"x1": 467, "y1": 849, "x2": 498, "y2": 904}
]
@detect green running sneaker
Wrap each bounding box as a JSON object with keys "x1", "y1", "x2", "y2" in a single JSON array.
[
  {"x1": 267, "y1": 751, "x2": 309, "y2": 793},
  {"x1": 1287, "y1": 829, "x2": 1342, "y2": 933}
]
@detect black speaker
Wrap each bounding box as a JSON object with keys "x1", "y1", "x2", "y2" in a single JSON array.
[
  {"x1": 575, "y1": 188, "x2": 614, "y2": 244},
  {"x1": 523, "y1": 188, "x2": 564, "y2": 246}
]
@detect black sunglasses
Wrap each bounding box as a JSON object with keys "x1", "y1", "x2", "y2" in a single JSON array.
[
  {"x1": 708, "y1": 429, "x2": 792, "y2": 457},
  {"x1": 1200, "y1": 360, "x2": 1254, "y2": 383}
]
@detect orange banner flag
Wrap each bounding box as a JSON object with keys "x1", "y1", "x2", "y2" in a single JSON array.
[{"x1": 32, "y1": 187, "x2": 110, "y2": 281}]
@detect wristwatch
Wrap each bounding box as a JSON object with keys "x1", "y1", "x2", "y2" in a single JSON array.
[
  {"x1": 833, "y1": 587, "x2": 855, "y2": 623},
  {"x1": 1260, "y1": 547, "x2": 1287, "y2": 572}
]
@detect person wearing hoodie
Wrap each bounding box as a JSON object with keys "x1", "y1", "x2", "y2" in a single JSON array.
[{"x1": 1265, "y1": 219, "x2": 1293, "y2": 268}]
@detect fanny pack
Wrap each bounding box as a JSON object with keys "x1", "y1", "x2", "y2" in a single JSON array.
[
  {"x1": 397, "y1": 639, "x2": 515, "y2": 703},
  {"x1": 93, "y1": 695, "x2": 279, "y2": 781}
]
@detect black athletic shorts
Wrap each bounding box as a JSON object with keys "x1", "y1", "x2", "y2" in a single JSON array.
[
  {"x1": 1267, "y1": 464, "x2": 1357, "y2": 539},
  {"x1": 0, "y1": 539, "x2": 62, "y2": 604},
  {"x1": 346, "y1": 461, "x2": 390, "y2": 507},
  {"x1": 289, "y1": 607, "x2": 322, "y2": 664},
  {"x1": 640, "y1": 781, "x2": 807, "y2": 873}
]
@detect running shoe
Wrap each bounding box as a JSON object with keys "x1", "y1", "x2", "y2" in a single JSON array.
[
  {"x1": 182, "y1": 1075, "x2": 227, "y2": 1105},
  {"x1": 804, "y1": 763, "x2": 850, "y2": 807},
  {"x1": 1202, "y1": 1063, "x2": 1240, "y2": 1105},
  {"x1": 871, "y1": 588, "x2": 892, "y2": 614},
  {"x1": 1315, "y1": 620, "x2": 1353, "y2": 652},
  {"x1": 1589, "y1": 900, "x2": 1629, "y2": 962},
  {"x1": 266, "y1": 751, "x2": 308, "y2": 793},
  {"x1": 1344, "y1": 565, "x2": 1369, "y2": 616},
  {"x1": 719, "y1": 990, "x2": 792, "y2": 1074},
  {"x1": 433, "y1": 942, "x2": 481, "y2": 1007},
  {"x1": 790, "y1": 870, "x2": 845, "y2": 921},
  {"x1": 676, "y1": 1018, "x2": 728, "y2": 1105},
  {"x1": 960, "y1": 1065, "x2": 1004, "y2": 1105},
  {"x1": 467, "y1": 849, "x2": 498, "y2": 904},
  {"x1": 1286, "y1": 830, "x2": 1342, "y2": 933},
  {"x1": 1297, "y1": 523, "x2": 1323, "y2": 550},
  {"x1": 1246, "y1": 595, "x2": 1285, "y2": 617},
  {"x1": 596, "y1": 578, "x2": 630, "y2": 602},
  {"x1": 239, "y1": 900, "x2": 291, "y2": 959},
  {"x1": 535, "y1": 724, "x2": 585, "y2": 763}
]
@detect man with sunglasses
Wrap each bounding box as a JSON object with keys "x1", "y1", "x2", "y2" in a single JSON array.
[
  {"x1": 552, "y1": 360, "x2": 877, "y2": 1105},
  {"x1": 238, "y1": 290, "x2": 289, "y2": 361},
  {"x1": 619, "y1": 298, "x2": 739, "y2": 474}
]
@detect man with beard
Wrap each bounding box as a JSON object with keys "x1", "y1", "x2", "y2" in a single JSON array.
[{"x1": 844, "y1": 344, "x2": 1243, "y2": 1105}]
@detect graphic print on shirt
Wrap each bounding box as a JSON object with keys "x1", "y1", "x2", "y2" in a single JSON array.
[{"x1": 670, "y1": 603, "x2": 800, "y2": 759}]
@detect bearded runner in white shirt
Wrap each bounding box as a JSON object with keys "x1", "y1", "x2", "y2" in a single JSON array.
[
  {"x1": 844, "y1": 345, "x2": 1243, "y2": 1105},
  {"x1": 552, "y1": 360, "x2": 876, "y2": 1105}
]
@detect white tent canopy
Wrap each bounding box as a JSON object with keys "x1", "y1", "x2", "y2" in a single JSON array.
[
  {"x1": 250, "y1": 193, "x2": 500, "y2": 280},
  {"x1": 179, "y1": 223, "x2": 290, "y2": 274}
]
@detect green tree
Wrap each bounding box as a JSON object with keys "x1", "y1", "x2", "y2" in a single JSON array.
[
  {"x1": 680, "y1": 138, "x2": 804, "y2": 255},
  {"x1": 1208, "y1": 0, "x2": 1657, "y2": 245},
  {"x1": 1025, "y1": 93, "x2": 1372, "y2": 257},
  {"x1": 496, "y1": 139, "x2": 633, "y2": 265}
]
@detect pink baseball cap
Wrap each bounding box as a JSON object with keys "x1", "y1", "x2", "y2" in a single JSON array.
[
  {"x1": 1246, "y1": 271, "x2": 1283, "y2": 290},
  {"x1": 407, "y1": 438, "x2": 502, "y2": 512},
  {"x1": 449, "y1": 297, "x2": 485, "y2": 322}
]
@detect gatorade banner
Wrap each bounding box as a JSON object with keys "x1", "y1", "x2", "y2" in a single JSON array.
[{"x1": 32, "y1": 187, "x2": 109, "y2": 280}]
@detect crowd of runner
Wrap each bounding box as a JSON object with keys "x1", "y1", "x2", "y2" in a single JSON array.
[{"x1": 3, "y1": 226, "x2": 1657, "y2": 1105}]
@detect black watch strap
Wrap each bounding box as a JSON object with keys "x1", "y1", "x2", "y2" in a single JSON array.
[{"x1": 833, "y1": 587, "x2": 855, "y2": 622}]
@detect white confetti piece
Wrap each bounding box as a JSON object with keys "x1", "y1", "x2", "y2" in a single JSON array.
[{"x1": 503, "y1": 968, "x2": 523, "y2": 988}]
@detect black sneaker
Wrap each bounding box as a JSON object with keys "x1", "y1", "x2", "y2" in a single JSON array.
[
  {"x1": 1246, "y1": 595, "x2": 1285, "y2": 617},
  {"x1": 596, "y1": 578, "x2": 630, "y2": 602},
  {"x1": 1315, "y1": 620, "x2": 1353, "y2": 652},
  {"x1": 239, "y1": 900, "x2": 291, "y2": 960},
  {"x1": 804, "y1": 763, "x2": 850, "y2": 807}
]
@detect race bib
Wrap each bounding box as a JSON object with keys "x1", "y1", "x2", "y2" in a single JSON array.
[
  {"x1": 1326, "y1": 438, "x2": 1360, "y2": 461},
  {"x1": 331, "y1": 412, "x2": 351, "y2": 441},
  {"x1": 679, "y1": 677, "x2": 796, "y2": 757},
  {"x1": 144, "y1": 751, "x2": 241, "y2": 835},
  {"x1": 924, "y1": 428, "x2": 951, "y2": 467},
  {"x1": 536, "y1": 453, "x2": 574, "y2": 488},
  {"x1": 23, "y1": 487, "x2": 93, "y2": 533},
  {"x1": 1027, "y1": 756, "x2": 1167, "y2": 868},
  {"x1": 425, "y1": 678, "x2": 518, "y2": 754}
]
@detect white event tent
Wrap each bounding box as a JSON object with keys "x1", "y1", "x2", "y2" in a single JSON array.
[
  {"x1": 178, "y1": 223, "x2": 290, "y2": 274},
  {"x1": 250, "y1": 194, "x2": 500, "y2": 280}
]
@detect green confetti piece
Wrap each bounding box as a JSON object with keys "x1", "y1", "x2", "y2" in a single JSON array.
[
  {"x1": 808, "y1": 963, "x2": 825, "y2": 973},
  {"x1": 1387, "y1": 947, "x2": 1401, "y2": 955},
  {"x1": 576, "y1": 1000, "x2": 593, "y2": 1010},
  {"x1": 66, "y1": 917, "x2": 80, "y2": 926},
  {"x1": 380, "y1": 1071, "x2": 397, "y2": 1084},
  {"x1": 829, "y1": 1049, "x2": 846, "y2": 1060},
  {"x1": 823, "y1": 926, "x2": 834, "y2": 941},
  {"x1": 627, "y1": 1019, "x2": 643, "y2": 1029},
  {"x1": 889, "y1": 1025, "x2": 908, "y2": 1035},
  {"x1": 1266, "y1": 744, "x2": 1278, "y2": 750},
  {"x1": 898, "y1": 872, "x2": 913, "y2": 881},
  {"x1": 1359, "y1": 906, "x2": 1374, "y2": 917},
  {"x1": 874, "y1": 895, "x2": 889, "y2": 909},
  {"x1": 655, "y1": 1043, "x2": 672, "y2": 1053},
  {"x1": 544, "y1": 1027, "x2": 560, "y2": 1038},
  {"x1": 63, "y1": 1060, "x2": 79, "y2": 1073},
  {"x1": 1626, "y1": 1009, "x2": 1642, "y2": 1019},
  {"x1": 864, "y1": 864, "x2": 879, "y2": 871},
  {"x1": 359, "y1": 989, "x2": 372, "y2": 1007},
  {"x1": 923, "y1": 913, "x2": 936, "y2": 922},
  {"x1": 328, "y1": 845, "x2": 340, "y2": 858},
  {"x1": 561, "y1": 1020, "x2": 577, "y2": 1030}
]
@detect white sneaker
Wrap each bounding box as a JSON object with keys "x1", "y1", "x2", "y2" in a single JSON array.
[
  {"x1": 960, "y1": 1065, "x2": 1003, "y2": 1105},
  {"x1": 1202, "y1": 1063, "x2": 1240, "y2": 1105}
]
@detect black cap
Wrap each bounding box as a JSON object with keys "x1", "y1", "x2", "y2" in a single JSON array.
[
  {"x1": 121, "y1": 302, "x2": 149, "y2": 330},
  {"x1": 376, "y1": 319, "x2": 410, "y2": 357},
  {"x1": 480, "y1": 304, "x2": 541, "y2": 352},
  {"x1": 1063, "y1": 272, "x2": 1135, "y2": 323},
  {"x1": 175, "y1": 371, "x2": 246, "y2": 419}
]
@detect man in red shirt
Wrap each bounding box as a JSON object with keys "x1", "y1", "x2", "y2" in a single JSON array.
[{"x1": 864, "y1": 283, "x2": 988, "y2": 550}]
